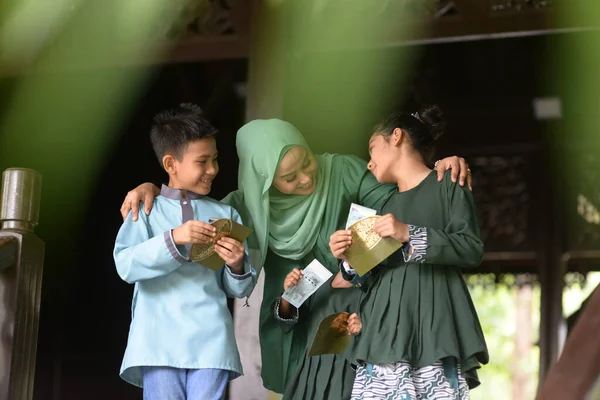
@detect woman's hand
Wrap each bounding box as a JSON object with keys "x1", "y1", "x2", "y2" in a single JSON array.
[
  {"x1": 434, "y1": 156, "x2": 472, "y2": 190},
  {"x1": 329, "y1": 230, "x2": 353, "y2": 260},
  {"x1": 120, "y1": 183, "x2": 160, "y2": 221},
  {"x1": 373, "y1": 214, "x2": 409, "y2": 243}
]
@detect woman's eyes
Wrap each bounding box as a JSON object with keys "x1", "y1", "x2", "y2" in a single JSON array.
[{"x1": 283, "y1": 158, "x2": 312, "y2": 183}]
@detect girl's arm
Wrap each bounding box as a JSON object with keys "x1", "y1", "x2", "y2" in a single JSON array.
[
  {"x1": 402, "y1": 182, "x2": 483, "y2": 268},
  {"x1": 272, "y1": 297, "x2": 300, "y2": 334},
  {"x1": 356, "y1": 156, "x2": 473, "y2": 211}
]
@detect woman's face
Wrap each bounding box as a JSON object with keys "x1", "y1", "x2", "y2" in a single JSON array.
[{"x1": 272, "y1": 146, "x2": 318, "y2": 195}]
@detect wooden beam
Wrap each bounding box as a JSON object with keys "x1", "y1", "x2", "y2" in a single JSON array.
[
  {"x1": 452, "y1": 0, "x2": 489, "y2": 17},
  {"x1": 0, "y1": 0, "x2": 253, "y2": 77}
]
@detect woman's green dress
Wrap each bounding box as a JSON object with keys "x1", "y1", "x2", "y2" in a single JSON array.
[{"x1": 222, "y1": 119, "x2": 395, "y2": 397}]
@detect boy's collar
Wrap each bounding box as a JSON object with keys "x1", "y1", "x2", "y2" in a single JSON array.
[{"x1": 160, "y1": 184, "x2": 204, "y2": 200}]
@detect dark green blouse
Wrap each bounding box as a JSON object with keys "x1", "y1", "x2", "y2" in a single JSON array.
[{"x1": 344, "y1": 171, "x2": 489, "y2": 389}]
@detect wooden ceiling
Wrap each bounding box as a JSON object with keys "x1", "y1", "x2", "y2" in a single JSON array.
[{"x1": 3, "y1": 0, "x2": 599, "y2": 76}]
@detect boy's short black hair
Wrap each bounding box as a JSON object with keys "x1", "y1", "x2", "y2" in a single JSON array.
[{"x1": 150, "y1": 103, "x2": 218, "y2": 165}]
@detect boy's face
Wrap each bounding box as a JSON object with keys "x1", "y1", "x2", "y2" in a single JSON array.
[{"x1": 171, "y1": 138, "x2": 219, "y2": 195}]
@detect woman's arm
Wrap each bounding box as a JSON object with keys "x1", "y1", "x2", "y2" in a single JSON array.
[{"x1": 120, "y1": 183, "x2": 160, "y2": 221}]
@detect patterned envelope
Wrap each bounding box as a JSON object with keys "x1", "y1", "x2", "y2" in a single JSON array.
[
  {"x1": 190, "y1": 218, "x2": 252, "y2": 271},
  {"x1": 345, "y1": 216, "x2": 402, "y2": 276},
  {"x1": 308, "y1": 312, "x2": 352, "y2": 357}
]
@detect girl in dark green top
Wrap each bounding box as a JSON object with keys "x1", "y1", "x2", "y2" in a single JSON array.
[
  {"x1": 331, "y1": 106, "x2": 489, "y2": 400},
  {"x1": 120, "y1": 117, "x2": 474, "y2": 398}
]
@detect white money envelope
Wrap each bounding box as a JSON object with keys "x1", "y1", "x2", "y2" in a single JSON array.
[
  {"x1": 281, "y1": 259, "x2": 333, "y2": 308},
  {"x1": 345, "y1": 203, "x2": 377, "y2": 229}
]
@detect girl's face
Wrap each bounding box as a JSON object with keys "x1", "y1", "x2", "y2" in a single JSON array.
[
  {"x1": 367, "y1": 132, "x2": 398, "y2": 184},
  {"x1": 272, "y1": 145, "x2": 318, "y2": 195}
]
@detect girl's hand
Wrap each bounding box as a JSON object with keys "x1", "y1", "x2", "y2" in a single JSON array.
[
  {"x1": 214, "y1": 237, "x2": 246, "y2": 273},
  {"x1": 331, "y1": 271, "x2": 353, "y2": 289},
  {"x1": 283, "y1": 268, "x2": 303, "y2": 291},
  {"x1": 329, "y1": 230, "x2": 353, "y2": 260},
  {"x1": 347, "y1": 313, "x2": 362, "y2": 335},
  {"x1": 373, "y1": 214, "x2": 409, "y2": 243}
]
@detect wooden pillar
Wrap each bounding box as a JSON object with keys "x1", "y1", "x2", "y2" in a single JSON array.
[
  {"x1": 537, "y1": 133, "x2": 566, "y2": 386},
  {"x1": 244, "y1": 0, "x2": 288, "y2": 121}
]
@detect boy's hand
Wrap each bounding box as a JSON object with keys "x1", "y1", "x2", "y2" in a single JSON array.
[
  {"x1": 373, "y1": 214, "x2": 409, "y2": 243},
  {"x1": 329, "y1": 230, "x2": 353, "y2": 260},
  {"x1": 283, "y1": 268, "x2": 303, "y2": 291},
  {"x1": 215, "y1": 237, "x2": 246, "y2": 273},
  {"x1": 347, "y1": 313, "x2": 362, "y2": 335},
  {"x1": 172, "y1": 220, "x2": 216, "y2": 245}
]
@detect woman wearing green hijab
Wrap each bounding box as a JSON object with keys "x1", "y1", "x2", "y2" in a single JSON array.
[{"x1": 120, "y1": 119, "x2": 472, "y2": 397}]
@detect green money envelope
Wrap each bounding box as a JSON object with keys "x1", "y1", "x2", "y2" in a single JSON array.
[
  {"x1": 345, "y1": 216, "x2": 403, "y2": 276},
  {"x1": 308, "y1": 312, "x2": 352, "y2": 357},
  {"x1": 189, "y1": 218, "x2": 252, "y2": 271}
]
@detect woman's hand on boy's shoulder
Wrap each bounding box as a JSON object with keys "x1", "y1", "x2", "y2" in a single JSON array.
[{"x1": 121, "y1": 182, "x2": 160, "y2": 221}]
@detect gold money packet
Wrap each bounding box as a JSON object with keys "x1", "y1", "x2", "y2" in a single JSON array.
[
  {"x1": 308, "y1": 312, "x2": 352, "y2": 357},
  {"x1": 189, "y1": 218, "x2": 252, "y2": 271},
  {"x1": 345, "y1": 216, "x2": 402, "y2": 276}
]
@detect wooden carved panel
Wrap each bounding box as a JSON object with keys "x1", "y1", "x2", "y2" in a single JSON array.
[
  {"x1": 566, "y1": 149, "x2": 600, "y2": 251},
  {"x1": 489, "y1": 0, "x2": 553, "y2": 14},
  {"x1": 158, "y1": 0, "x2": 237, "y2": 40},
  {"x1": 471, "y1": 155, "x2": 534, "y2": 252}
]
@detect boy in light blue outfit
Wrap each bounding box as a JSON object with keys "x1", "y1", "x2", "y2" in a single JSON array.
[{"x1": 114, "y1": 103, "x2": 256, "y2": 400}]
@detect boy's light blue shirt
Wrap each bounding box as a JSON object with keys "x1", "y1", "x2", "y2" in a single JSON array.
[{"x1": 114, "y1": 185, "x2": 257, "y2": 388}]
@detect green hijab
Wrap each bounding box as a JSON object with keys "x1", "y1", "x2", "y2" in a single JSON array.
[{"x1": 228, "y1": 119, "x2": 334, "y2": 269}]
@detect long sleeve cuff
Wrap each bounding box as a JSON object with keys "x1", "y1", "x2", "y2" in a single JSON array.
[
  {"x1": 273, "y1": 297, "x2": 299, "y2": 326},
  {"x1": 402, "y1": 225, "x2": 427, "y2": 263},
  {"x1": 224, "y1": 264, "x2": 254, "y2": 280},
  {"x1": 339, "y1": 260, "x2": 371, "y2": 287},
  {"x1": 164, "y1": 230, "x2": 189, "y2": 263}
]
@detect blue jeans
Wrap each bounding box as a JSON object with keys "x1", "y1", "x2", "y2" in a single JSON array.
[{"x1": 142, "y1": 367, "x2": 229, "y2": 400}]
